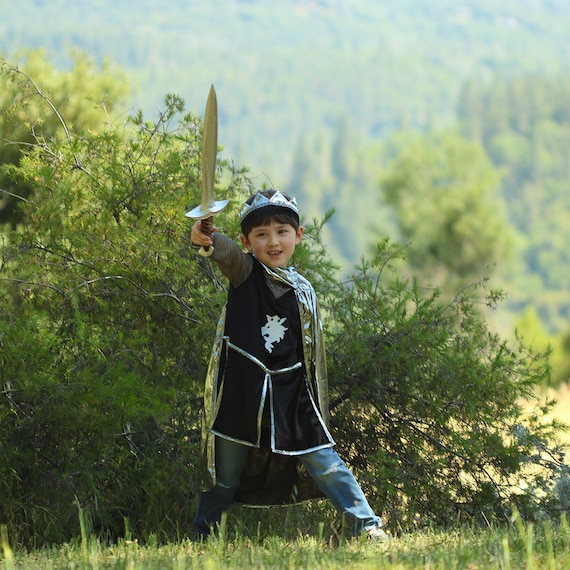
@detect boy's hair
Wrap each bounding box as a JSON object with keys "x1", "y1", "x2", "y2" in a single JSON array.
[{"x1": 240, "y1": 190, "x2": 300, "y2": 237}]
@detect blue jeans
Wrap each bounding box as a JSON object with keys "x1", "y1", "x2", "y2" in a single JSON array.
[{"x1": 193, "y1": 437, "x2": 382, "y2": 537}]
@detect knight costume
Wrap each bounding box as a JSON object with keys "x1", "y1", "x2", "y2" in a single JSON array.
[{"x1": 197, "y1": 194, "x2": 334, "y2": 505}]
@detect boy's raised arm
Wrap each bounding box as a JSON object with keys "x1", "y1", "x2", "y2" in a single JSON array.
[{"x1": 191, "y1": 221, "x2": 252, "y2": 287}]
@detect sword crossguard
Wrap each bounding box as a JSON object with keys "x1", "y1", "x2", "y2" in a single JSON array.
[{"x1": 185, "y1": 199, "x2": 229, "y2": 256}]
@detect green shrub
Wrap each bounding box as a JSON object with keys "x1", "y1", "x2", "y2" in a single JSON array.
[
  {"x1": 0, "y1": 62, "x2": 566, "y2": 548},
  {"x1": 0, "y1": 71, "x2": 248, "y2": 545},
  {"x1": 322, "y1": 241, "x2": 566, "y2": 529}
]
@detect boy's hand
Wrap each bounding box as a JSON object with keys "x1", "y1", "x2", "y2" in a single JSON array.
[{"x1": 191, "y1": 220, "x2": 217, "y2": 248}]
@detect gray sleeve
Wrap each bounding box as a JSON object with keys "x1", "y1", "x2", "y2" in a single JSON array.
[{"x1": 210, "y1": 233, "x2": 253, "y2": 287}]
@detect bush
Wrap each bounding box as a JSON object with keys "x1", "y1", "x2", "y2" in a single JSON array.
[
  {"x1": 0, "y1": 73, "x2": 248, "y2": 545},
  {"x1": 0, "y1": 62, "x2": 566, "y2": 547},
  {"x1": 322, "y1": 241, "x2": 566, "y2": 529}
]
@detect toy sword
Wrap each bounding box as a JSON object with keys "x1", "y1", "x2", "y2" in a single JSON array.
[{"x1": 185, "y1": 84, "x2": 229, "y2": 256}]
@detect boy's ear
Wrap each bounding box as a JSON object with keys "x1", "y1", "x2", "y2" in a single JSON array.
[
  {"x1": 295, "y1": 226, "x2": 305, "y2": 244},
  {"x1": 240, "y1": 234, "x2": 252, "y2": 251}
]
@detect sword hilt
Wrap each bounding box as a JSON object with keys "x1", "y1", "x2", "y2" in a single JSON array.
[{"x1": 198, "y1": 216, "x2": 214, "y2": 256}]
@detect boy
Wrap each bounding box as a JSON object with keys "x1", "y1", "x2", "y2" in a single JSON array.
[{"x1": 190, "y1": 189, "x2": 388, "y2": 541}]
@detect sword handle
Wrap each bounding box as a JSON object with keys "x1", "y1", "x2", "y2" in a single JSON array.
[{"x1": 198, "y1": 216, "x2": 214, "y2": 257}]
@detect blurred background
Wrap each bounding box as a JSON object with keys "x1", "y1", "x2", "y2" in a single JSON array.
[{"x1": 2, "y1": 0, "x2": 570, "y2": 396}]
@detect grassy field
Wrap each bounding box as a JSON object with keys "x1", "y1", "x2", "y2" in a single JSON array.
[{"x1": 2, "y1": 515, "x2": 570, "y2": 570}]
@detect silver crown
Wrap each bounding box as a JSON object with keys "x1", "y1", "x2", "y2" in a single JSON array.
[{"x1": 238, "y1": 191, "x2": 299, "y2": 223}]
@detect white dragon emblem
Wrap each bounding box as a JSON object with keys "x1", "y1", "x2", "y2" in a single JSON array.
[{"x1": 261, "y1": 315, "x2": 288, "y2": 353}]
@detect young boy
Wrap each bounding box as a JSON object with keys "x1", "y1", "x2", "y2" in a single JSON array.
[{"x1": 190, "y1": 189, "x2": 388, "y2": 541}]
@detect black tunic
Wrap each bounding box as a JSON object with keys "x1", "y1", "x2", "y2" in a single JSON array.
[{"x1": 211, "y1": 258, "x2": 332, "y2": 455}]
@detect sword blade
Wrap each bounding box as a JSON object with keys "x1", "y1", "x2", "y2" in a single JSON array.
[
  {"x1": 200, "y1": 84, "x2": 218, "y2": 211},
  {"x1": 185, "y1": 85, "x2": 229, "y2": 256},
  {"x1": 185, "y1": 85, "x2": 229, "y2": 220}
]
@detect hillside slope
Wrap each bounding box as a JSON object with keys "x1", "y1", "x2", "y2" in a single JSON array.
[{"x1": 3, "y1": 0, "x2": 570, "y2": 185}]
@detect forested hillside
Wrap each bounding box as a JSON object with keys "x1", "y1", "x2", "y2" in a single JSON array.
[
  {"x1": 3, "y1": 0, "x2": 570, "y2": 182},
  {"x1": 2, "y1": 0, "x2": 570, "y2": 336},
  {"x1": 458, "y1": 76, "x2": 570, "y2": 335}
]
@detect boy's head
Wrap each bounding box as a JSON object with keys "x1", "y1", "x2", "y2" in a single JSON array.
[
  {"x1": 238, "y1": 190, "x2": 303, "y2": 268},
  {"x1": 239, "y1": 190, "x2": 300, "y2": 238}
]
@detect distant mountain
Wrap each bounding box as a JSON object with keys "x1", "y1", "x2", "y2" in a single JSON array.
[{"x1": 2, "y1": 0, "x2": 570, "y2": 188}]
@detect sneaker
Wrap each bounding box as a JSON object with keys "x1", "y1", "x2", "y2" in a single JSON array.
[{"x1": 367, "y1": 526, "x2": 391, "y2": 542}]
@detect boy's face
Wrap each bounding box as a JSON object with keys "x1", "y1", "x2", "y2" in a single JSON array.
[{"x1": 240, "y1": 220, "x2": 304, "y2": 268}]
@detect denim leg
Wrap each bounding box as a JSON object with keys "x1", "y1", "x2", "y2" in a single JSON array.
[
  {"x1": 300, "y1": 447, "x2": 382, "y2": 536},
  {"x1": 193, "y1": 437, "x2": 249, "y2": 538}
]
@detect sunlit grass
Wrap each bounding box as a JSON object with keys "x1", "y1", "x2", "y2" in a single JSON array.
[
  {"x1": 3, "y1": 515, "x2": 570, "y2": 569},
  {"x1": 551, "y1": 384, "x2": 570, "y2": 446}
]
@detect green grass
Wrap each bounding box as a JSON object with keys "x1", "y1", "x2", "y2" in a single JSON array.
[{"x1": 2, "y1": 514, "x2": 570, "y2": 569}]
